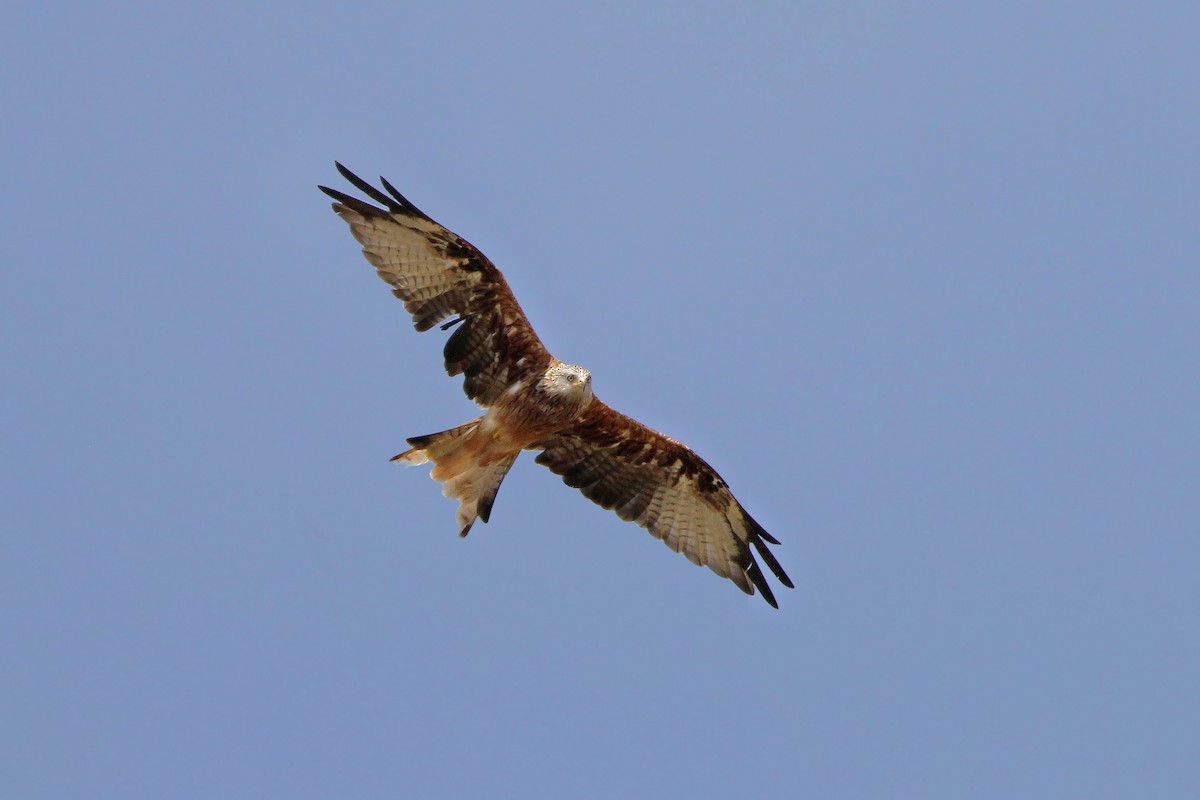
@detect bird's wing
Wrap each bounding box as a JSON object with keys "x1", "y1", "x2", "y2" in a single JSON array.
[
  {"x1": 532, "y1": 400, "x2": 793, "y2": 606},
  {"x1": 320, "y1": 163, "x2": 554, "y2": 406}
]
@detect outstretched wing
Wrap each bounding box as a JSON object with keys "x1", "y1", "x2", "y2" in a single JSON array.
[
  {"x1": 320, "y1": 163, "x2": 553, "y2": 406},
  {"x1": 532, "y1": 401, "x2": 794, "y2": 607}
]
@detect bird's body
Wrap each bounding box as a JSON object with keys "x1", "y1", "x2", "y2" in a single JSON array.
[
  {"x1": 393, "y1": 361, "x2": 595, "y2": 536},
  {"x1": 320, "y1": 164, "x2": 793, "y2": 606}
]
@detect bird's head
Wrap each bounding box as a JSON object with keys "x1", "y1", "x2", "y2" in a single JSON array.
[{"x1": 544, "y1": 362, "x2": 593, "y2": 406}]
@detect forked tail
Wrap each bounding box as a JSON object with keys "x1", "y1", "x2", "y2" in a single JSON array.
[{"x1": 391, "y1": 420, "x2": 519, "y2": 536}]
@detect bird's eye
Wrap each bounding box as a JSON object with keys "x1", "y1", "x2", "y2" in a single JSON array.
[{"x1": 565, "y1": 373, "x2": 577, "y2": 383}]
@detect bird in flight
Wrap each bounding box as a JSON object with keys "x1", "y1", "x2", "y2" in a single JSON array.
[{"x1": 320, "y1": 164, "x2": 794, "y2": 606}]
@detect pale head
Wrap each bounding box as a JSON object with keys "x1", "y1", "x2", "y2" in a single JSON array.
[{"x1": 542, "y1": 362, "x2": 594, "y2": 407}]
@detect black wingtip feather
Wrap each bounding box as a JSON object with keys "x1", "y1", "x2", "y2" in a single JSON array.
[
  {"x1": 319, "y1": 185, "x2": 392, "y2": 219},
  {"x1": 745, "y1": 561, "x2": 780, "y2": 608},
  {"x1": 379, "y1": 175, "x2": 433, "y2": 222},
  {"x1": 752, "y1": 536, "x2": 794, "y2": 589},
  {"x1": 758, "y1": 529, "x2": 782, "y2": 546},
  {"x1": 334, "y1": 162, "x2": 403, "y2": 212},
  {"x1": 741, "y1": 512, "x2": 782, "y2": 547},
  {"x1": 738, "y1": 512, "x2": 793, "y2": 593}
]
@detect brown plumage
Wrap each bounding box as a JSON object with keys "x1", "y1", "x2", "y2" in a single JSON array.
[{"x1": 320, "y1": 163, "x2": 793, "y2": 606}]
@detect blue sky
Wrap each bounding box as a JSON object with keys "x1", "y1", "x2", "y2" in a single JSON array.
[{"x1": 2, "y1": 2, "x2": 1198, "y2": 797}]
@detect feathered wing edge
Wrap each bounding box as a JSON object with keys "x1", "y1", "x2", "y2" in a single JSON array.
[
  {"x1": 533, "y1": 402, "x2": 794, "y2": 607},
  {"x1": 319, "y1": 164, "x2": 554, "y2": 407}
]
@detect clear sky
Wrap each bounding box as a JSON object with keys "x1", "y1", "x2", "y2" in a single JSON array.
[{"x1": 2, "y1": 2, "x2": 1197, "y2": 797}]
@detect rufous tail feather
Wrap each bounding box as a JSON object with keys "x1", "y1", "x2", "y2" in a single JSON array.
[{"x1": 391, "y1": 419, "x2": 519, "y2": 536}]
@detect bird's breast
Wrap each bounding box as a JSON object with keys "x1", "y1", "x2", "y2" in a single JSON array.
[{"x1": 485, "y1": 382, "x2": 581, "y2": 449}]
